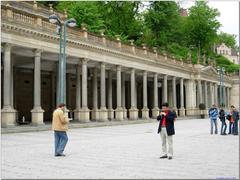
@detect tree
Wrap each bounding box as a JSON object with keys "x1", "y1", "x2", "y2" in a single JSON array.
[
  {"x1": 216, "y1": 32, "x2": 237, "y2": 48},
  {"x1": 99, "y1": 1, "x2": 143, "y2": 42},
  {"x1": 144, "y1": 1, "x2": 181, "y2": 47},
  {"x1": 186, "y1": 1, "x2": 221, "y2": 54},
  {"x1": 56, "y1": 1, "x2": 105, "y2": 33}
]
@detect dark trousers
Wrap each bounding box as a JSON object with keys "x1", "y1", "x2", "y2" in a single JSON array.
[
  {"x1": 220, "y1": 120, "x2": 227, "y2": 135},
  {"x1": 54, "y1": 131, "x2": 68, "y2": 156},
  {"x1": 233, "y1": 120, "x2": 239, "y2": 135},
  {"x1": 228, "y1": 122, "x2": 233, "y2": 134}
]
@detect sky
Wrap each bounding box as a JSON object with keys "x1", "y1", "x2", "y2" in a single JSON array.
[{"x1": 179, "y1": 0, "x2": 239, "y2": 46}]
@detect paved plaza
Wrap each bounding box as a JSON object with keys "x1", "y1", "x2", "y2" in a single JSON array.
[{"x1": 1, "y1": 118, "x2": 239, "y2": 179}]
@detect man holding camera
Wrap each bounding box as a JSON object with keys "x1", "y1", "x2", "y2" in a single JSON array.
[{"x1": 157, "y1": 102, "x2": 176, "y2": 160}]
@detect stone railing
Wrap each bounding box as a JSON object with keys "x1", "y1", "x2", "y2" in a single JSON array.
[{"x1": 1, "y1": 1, "x2": 195, "y2": 69}]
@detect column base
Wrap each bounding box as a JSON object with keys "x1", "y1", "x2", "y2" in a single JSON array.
[
  {"x1": 31, "y1": 107, "x2": 45, "y2": 126},
  {"x1": 108, "y1": 108, "x2": 114, "y2": 120},
  {"x1": 78, "y1": 107, "x2": 90, "y2": 123},
  {"x1": 91, "y1": 108, "x2": 100, "y2": 121},
  {"x1": 186, "y1": 108, "x2": 198, "y2": 116},
  {"x1": 115, "y1": 107, "x2": 123, "y2": 121},
  {"x1": 179, "y1": 108, "x2": 185, "y2": 117},
  {"x1": 129, "y1": 107, "x2": 139, "y2": 120},
  {"x1": 123, "y1": 108, "x2": 127, "y2": 120},
  {"x1": 98, "y1": 107, "x2": 108, "y2": 122},
  {"x1": 141, "y1": 107, "x2": 149, "y2": 119},
  {"x1": 1, "y1": 106, "x2": 17, "y2": 128},
  {"x1": 151, "y1": 107, "x2": 160, "y2": 118}
]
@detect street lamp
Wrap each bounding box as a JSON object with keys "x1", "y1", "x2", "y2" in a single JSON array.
[
  {"x1": 217, "y1": 66, "x2": 225, "y2": 107},
  {"x1": 49, "y1": 14, "x2": 76, "y2": 105}
]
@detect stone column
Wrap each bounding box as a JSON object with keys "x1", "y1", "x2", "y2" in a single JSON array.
[
  {"x1": 31, "y1": 49, "x2": 44, "y2": 126},
  {"x1": 141, "y1": 71, "x2": 149, "y2": 119},
  {"x1": 223, "y1": 86, "x2": 226, "y2": 107},
  {"x1": 179, "y1": 78, "x2": 185, "y2": 116},
  {"x1": 129, "y1": 68, "x2": 138, "y2": 120},
  {"x1": 51, "y1": 70, "x2": 56, "y2": 110},
  {"x1": 209, "y1": 82, "x2": 214, "y2": 107},
  {"x1": 185, "y1": 79, "x2": 196, "y2": 116},
  {"x1": 152, "y1": 73, "x2": 159, "y2": 118},
  {"x1": 115, "y1": 65, "x2": 123, "y2": 120},
  {"x1": 163, "y1": 75, "x2": 168, "y2": 103},
  {"x1": 172, "y1": 77, "x2": 177, "y2": 110},
  {"x1": 107, "y1": 70, "x2": 114, "y2": 120},
  {"x1": 1, "y1": 43, "x2": 17, "y2": 127},
  {"x1": 99, "y1": 62, "x2": 108, "y2": 121},
  {"x1": 91, "y1": 67, "x2": 100, "y2": 121},
  {"x1": 203, "y1": 81, "x2": 208, "y2": 115},
  {"x1": 226, "y1": 87, "x2": 230, "y2": 108},
  {"x1": 122, "y1": 73, "x2": 127, "y2": 119},
  {"x1": 79, "y1": 59, "x2": 90, "y2": 122},
  {"x1": 214, "y1": 83, "x2": 218, "y2": 106},
  {"x1": 197, "y1": 80, "x2": 203, "y2": 105},
  {"x1": 74, "y1": 63, "x2": 82, "y2": 121}
]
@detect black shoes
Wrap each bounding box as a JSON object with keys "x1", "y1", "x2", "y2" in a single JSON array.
[
  {"x1": 160, "y1": 155, "x2": 173, "y2": 159},
  {"x1": 55, "y1": 154, "x2": 66, "y2": 157},
  {"x1": 160, "y1": 155, "x2": 168, "y2": 159}
]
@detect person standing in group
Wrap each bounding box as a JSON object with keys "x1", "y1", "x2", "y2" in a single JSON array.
[
  {"x1": 157, "y1": 102, "x2": 176, "y2": 160},
  {"x1": 52, "y1": 103, "x2": 69, "y2": 157},
  {"x1": 231, "y1": 105, "x2": 239, "y2": 135},
  {"x1": 226, "y1": 110, "x2": 234, "y2": 134},
  {"x1": 219, "y1": 108, "x2": 227, "y2": 135},
  {"x1": 208, "y1": 104, "x2": 218, "y2": 134}
]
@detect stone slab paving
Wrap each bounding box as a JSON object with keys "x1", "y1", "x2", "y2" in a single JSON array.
[{"x1": 1, "y1": 118, "x2": 239, "y2": 179}]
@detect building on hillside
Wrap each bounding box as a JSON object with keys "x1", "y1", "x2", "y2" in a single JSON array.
[
  {"x1": 180, "y1": 8, "x2": 188, "y2": 17},
  {"x1": 216, "y1": 43, "x2": 239, "y2": 64}
]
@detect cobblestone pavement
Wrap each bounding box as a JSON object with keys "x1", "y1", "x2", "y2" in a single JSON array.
[{"x1": 1, "y1": 118, "x2": 239, "y2": 179}]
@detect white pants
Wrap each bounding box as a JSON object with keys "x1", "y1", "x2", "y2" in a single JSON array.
[{"x1": 160, "y1": 127, "x2": 173, "y2": 157}]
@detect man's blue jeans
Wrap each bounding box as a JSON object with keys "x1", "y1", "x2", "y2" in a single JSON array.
[
  {"x1": 54, "y1": 131, "x2": 68, "y2": 156},
  {"x1": 210, "y1": 119, "x2": 218, "y2": 134}
]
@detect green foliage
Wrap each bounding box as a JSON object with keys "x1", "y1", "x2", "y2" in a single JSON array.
[
  {"x1": 215, "y1": 55, "x2": 240, "y2": 72},
  {"x1": 56, "y1": 2, "x2": 105, "y2": 33},
  {"x1": 144, "y1": 1, "x2": 181, "y2": 47},
  {"x1": 216, "y1": 31, "x2": 237, "y2": 49},
  {"x1": 185, "y1": 1, "x2": 221, "y2": 51},
  {"x1": 47, "y1": 0, "x2": 237, "y2": 73}
]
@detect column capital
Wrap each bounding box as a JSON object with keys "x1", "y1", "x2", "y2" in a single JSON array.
[
  {"x1": 100, "y1": 62, "x2": 106, "y2": 68},
  {"x1": 33, "y1": 49, "x2": 42, "y2": 57},
  {"x1": 3, "y1": 43, "x2": 12, "y2": 52},
  {"x1": 116, "y1": 65, "x2": 121, "y2": 71},
  {"x1": 81, "y1": 58, "x2": 89, "y2": 65},
  {"x1": 131, "y1": 68, "x2": 135, "y2": 73},
  {"x1": 143, "y1": 70, "x2": 147, "y2": 76}
]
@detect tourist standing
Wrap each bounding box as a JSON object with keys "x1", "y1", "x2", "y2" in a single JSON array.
[
  {"x1": 219, "y1": 108, "x2": 227, "y2": 135},
  {"x1": 52, "y1": 103, "x2": 69, "y2": 157},
  {"x1": 157, "y1": 102, "x2": 176, "y2": 160},
  {"x1": 231, "y1": 105, "x2": 239, "y2": 135},
  {"x1": 227, "y1": 110, "x2": 234, "y2": 134},
  {"x1": 208, "y1": 104, "x2": 218, "y2": 134}
]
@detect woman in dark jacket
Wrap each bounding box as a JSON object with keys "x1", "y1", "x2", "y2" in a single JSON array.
[{"x1": 219, "y1": 108, "x2": 227, "y2": 135}]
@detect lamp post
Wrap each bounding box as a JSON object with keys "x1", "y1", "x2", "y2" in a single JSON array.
[
  {"x1": 49, "y1": 14, "x2": 76, "y2": 105},
  {"x1": 217, "y1": 66, "x2": 225, "y2": 107}
]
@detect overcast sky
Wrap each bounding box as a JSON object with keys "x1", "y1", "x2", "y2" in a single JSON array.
[{"x1": 180, "y1": 0, "x2": 239, "y2": 46}]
